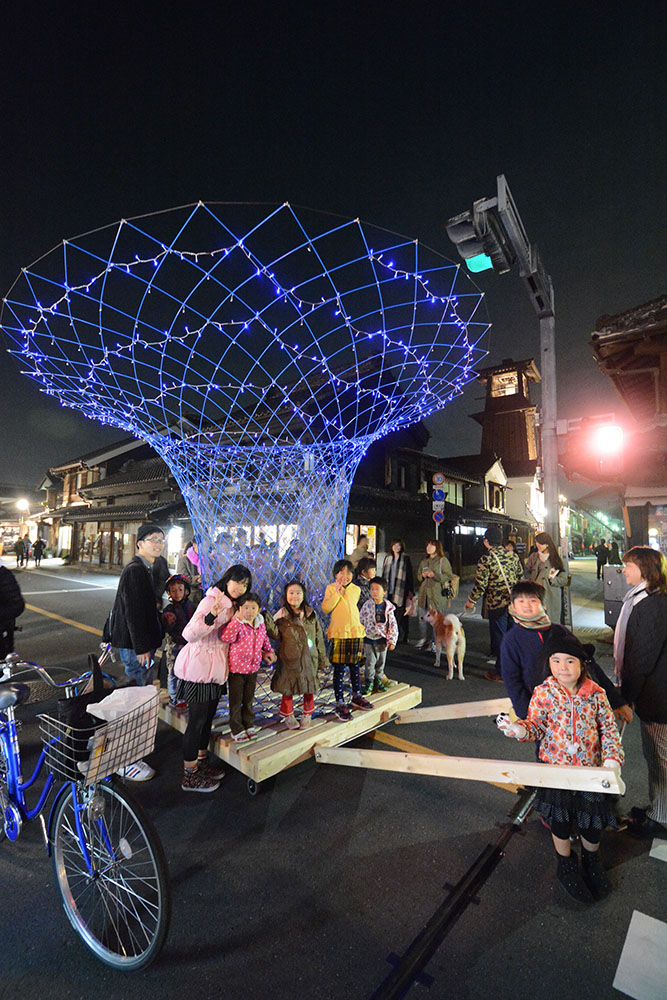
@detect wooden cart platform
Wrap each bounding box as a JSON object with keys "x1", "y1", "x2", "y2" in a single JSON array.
[{"x1": 159, "y1": 683, "x2": 422, "y2": 793}]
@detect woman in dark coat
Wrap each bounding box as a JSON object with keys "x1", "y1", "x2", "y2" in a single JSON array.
[
  {"x1": 270, "y1": 580, "x2": 327, "y2": 729},
  {"x1": 617, "y1": 546, "x2": 667, "y2": 837}
]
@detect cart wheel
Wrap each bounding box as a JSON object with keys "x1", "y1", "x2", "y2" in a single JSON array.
[{"x1": 247, "y1": 778, "x2": 261, "y2": 797}]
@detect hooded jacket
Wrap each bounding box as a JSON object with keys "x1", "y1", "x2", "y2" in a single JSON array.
[{"x1": 174, "y1": 586, "x2": 234, "y2": 685}]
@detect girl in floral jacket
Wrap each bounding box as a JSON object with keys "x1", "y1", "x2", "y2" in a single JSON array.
[{"x1": 497, "y1": 633, "x2": 624, "y2": 903}]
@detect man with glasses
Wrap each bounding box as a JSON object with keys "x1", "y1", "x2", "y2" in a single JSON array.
[{"x1": 109, "y1": 523, "x2": 166, "y2": 781}]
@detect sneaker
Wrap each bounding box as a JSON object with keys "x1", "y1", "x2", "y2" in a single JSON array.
[
  {"x1": 380, "y1": 675, "x2": 396, "y2": 687},
  {"x1": 282, "y1": 714, "x2": 300, "y2": 730},
  {"x1": 230, "y1": 730, "x2": 250, "y2": 742},
  {"x1": 415, "y1": 639, "x2": 427, "y2": 649},
  {"x1": 373, "y1": 677, "x2": 390, "y2": 693},
  {"x1": 555, "y1": 854, "x2": 593, "y2": 903},
  {"x1": 116, "y1": 759, "x2": 155, "y2": 782},
  {"x1": 197, "y1": 756, "x2": 225, "y2": 780},
  {"x1": 351, "y1": 694, "x2": 374, "y2": 711},
  {"x1": 300, "y1": 714, "x2": 312, "y2": 729},
  {"x1": 246, "y1": 726, "x2": 261, "y2": 737},
  {"x1": 362, "y1": 681, "x2": 374, "y2": 696},
  {"x1": 486, "y1": 657, "x2": 497, "y2": 665},
  {"x1": 335, "y1": 703, "x2": 353, "y2": 722},
  {"x1": 169, "y1": 698, "x2": 188, "y2": 710},
  {"x1": 181, "y1": 767, "x2": 220, "y2": 793},
  {"x1": 581, "y1": 849, "x2": 612, "y2": 900}
]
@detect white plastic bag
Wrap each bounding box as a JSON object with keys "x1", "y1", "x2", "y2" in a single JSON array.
[{"x1": 87, "y1": 685, "x2": 157, "y2": 721}]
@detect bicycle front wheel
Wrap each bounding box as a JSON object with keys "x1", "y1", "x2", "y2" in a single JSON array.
[{"x1": 51, "y1": 780, "x2": 171, "y2": 970}]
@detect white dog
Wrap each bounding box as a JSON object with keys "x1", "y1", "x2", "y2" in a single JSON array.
[{"x1": 423, "y1": 608, "x2": 466, "y2": 680}]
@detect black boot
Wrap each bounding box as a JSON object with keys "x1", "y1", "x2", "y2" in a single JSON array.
[
  {"x1": 581, "y1": 847, "x2": 612, "y2": 900},
  {"x1": 556, "y1": 854, "x2": 593, "y2": 903}
]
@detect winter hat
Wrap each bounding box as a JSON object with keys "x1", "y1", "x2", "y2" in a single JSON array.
[
  {"x1": 543, "y1": 633, "x2": 592, "y2": 663},
  {"x1": 136, "y1": 523, "x2": 165, "y2": 544},
  {"x1": 485, "y1": 525, "x2": 502, "y2": 545},
  {"x1": 165, "y1": 574, "x2": 191, "y2": 596}
]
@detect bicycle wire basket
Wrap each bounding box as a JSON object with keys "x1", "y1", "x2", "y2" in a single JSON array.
[{"x1": 38, "y1": 692, "x2": 159, "y2": 786}]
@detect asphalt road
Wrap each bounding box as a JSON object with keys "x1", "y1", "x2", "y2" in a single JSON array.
[{"x1": 2, "y1": 560, "x2": 665, "y2": 1000}]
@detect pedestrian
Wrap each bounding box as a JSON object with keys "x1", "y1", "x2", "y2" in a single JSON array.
[
  {"x1": 177, "y1": 538, "x2": 204, "y2": 606},
  {"x1": 22, "y1": 535, "x2": 32, "y2": 567},
  {"x1": 349, "y1": 534, "x2": 369, "y2": 569},
  {"x1": 175, "y1": 564, "x2": 252, "y2": 792},
  {"x1": 219, "y1": 592, "x2": 276, "y2": 741},
  {"x1": 497, "y1": 633, "x2": 624, "y2": 902},
  {"x1": 381, "y1": 538, "x2": 414, "y2": 644},
  {"x1": 354, "y1": 555, "x2": 377, "y2": 608},
  {"x1": 0, "y1": 559, "x2": 25, "y2": 658},
  {"x1": 359, "y1": 576, "x2": 398, "y2": 694},
  {"x1": 31, "y1": 536, "x2": 46, "y2": 567},
  {"x1": 415, "y1": 540, "x2": 452, "y2": 649},
  {"x1": 595, "y1": 540, "x2": 609, "y2": 580},
  {"x1": 616, "y1": 546, "x2": 667, "y2": 837},
  {"x1": 271, "y1": 580, "x2": 327, "y2": 729},
  {"x1": 504, "y1": 539, "x2": 523, "y2": 577},
  {"x1": 109, "y1": 523, "x2": 166, "y2": 781},
  {"x1": 523, "y1": 531, "x2": 568, "y2": 624},
  {"x1": 321, "y1": 558, "x2": 374, "y2": 721},
  {"x1": 464, "y1": 526, "x2": 521, "y2": 679},
  {"x1": 13, "y1": 536, "x2": 25, "y2": 568},
  {"x1": 500, "y1": 581, "x2": 631, "y2": 727},
  {"x1": 608, "y1": 540, "x2": 622, "y2": 565},
  {"x1": 161, "y1": 574, "x2": 195, "y2": 708}
]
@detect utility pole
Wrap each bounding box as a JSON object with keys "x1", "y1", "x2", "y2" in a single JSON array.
[{"x1": 445, "y1": 175, "x2": 559, "y2": 545}]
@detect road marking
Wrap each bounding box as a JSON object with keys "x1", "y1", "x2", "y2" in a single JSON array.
[
  {"x1": 27, "y1": 570, "x2": 117, "y2": 589},
  {"x1": 22, "y1": 588, "x2": 112, "y2": 595},
  {"x1": 613, "y1": 910, "x2": 667, "y2": 1000},
  {"x1": 372, "y1": 729, "x2": 518, "y2": 793},
  {"x1": 24, "y1": 603, "x2": 104, "y2": 637}
]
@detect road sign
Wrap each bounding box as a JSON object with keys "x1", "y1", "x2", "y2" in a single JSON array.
[
  {"x1": 432, "y1": 501, "x2": 445, "y2": 512},
  {"x1": 432, "y1": 473, "x2": 445, "y2": 486},
  {"x1": 432, "y1": 488, "x2": 445, "y2": 501},
  {"x1": 432, "y1": 510, "x2": 444, "y2": 523}
]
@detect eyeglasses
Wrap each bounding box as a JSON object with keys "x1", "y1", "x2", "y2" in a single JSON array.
[{"x1": 143, "y1": 536, "x2": 165, "y2": 545}]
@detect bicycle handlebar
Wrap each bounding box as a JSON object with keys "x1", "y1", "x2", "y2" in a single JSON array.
[{"x1": 1, "y1": 643, "x2": 115, "y2": 690}]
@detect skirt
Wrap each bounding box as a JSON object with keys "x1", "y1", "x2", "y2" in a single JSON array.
[
  {"x1": 535, "y1": 787, "x2": 619, "y2": 836},
  {"x1": 175, "y1": 678, "x2": 226, "y2": 704},
  {"x1": 330, "y1": 637, "x2": 364, "y2": 664}
]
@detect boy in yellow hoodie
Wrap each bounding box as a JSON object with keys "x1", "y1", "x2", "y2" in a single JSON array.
[{"x1": 321, "y1": 559, "x2": 374, "y2": 721}]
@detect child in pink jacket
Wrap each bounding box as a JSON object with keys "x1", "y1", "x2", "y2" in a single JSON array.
[
  {"x1": 219, "y1": 592, "x2": 276, "y2": 741},
  {"x1": 174, "y1": 564, "x2": 251, "y2": 793}
]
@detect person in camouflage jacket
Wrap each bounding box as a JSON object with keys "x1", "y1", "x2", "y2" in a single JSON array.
[{"x1": 464, "y1": 525, "x2": 521, "y2": 680}]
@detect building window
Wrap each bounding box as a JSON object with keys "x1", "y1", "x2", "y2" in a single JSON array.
[{"x1": 398, "y1": 464, "x2": 407, "y2": 490}]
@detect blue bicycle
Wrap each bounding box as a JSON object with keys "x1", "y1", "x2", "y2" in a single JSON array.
[{"x1": 0, "y1": 646, "x2": 171, "y2": 970}]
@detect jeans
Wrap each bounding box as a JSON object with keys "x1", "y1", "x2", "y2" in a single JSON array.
[
  {"x1": 487, "y1": 606, "x2": 512, "y2": 662},
  {"x1": 119, "y1": 647, "x2": 155, "y2": 686},
  {"x1": 364, "y1": 642, "x2": 388, "y2": 686}
]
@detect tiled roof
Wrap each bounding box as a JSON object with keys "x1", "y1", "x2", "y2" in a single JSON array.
[{"x1": 82, "y1": 458, "x2": 172, "y2": 491}]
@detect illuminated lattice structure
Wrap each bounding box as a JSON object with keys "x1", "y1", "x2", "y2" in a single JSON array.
[{"x1": 2, "y1": 202, "x2": 489, "y2": 716}]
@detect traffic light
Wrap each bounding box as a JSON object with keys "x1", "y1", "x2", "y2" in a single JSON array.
[
  {"x1": 445, "y1": 203, "x2": 516, "y2": 275},
  {"x1": 445, "y1": 211, "x2": 493, "y2": 272}
]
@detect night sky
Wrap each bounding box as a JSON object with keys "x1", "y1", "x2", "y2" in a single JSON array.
[{"x1": 2, "y1": 2, "x2": 665, "y2": 487}]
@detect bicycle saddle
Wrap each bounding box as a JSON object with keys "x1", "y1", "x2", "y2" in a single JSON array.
[{"x1": 0, "y1": 683, "x2": 30, "y2": 710}]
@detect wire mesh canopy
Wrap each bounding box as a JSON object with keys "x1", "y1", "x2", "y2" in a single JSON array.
[{"x1": 1, "y1": 202, "x2": 490, "y2": 603}]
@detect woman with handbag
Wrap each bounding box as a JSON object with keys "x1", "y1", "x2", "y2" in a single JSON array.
[
  {"x1": 415, "y1": 540, "x2": 452, "y2": 649},
  {"x1": 382, "y1": 539, "x2": 414, "y2": 644}
]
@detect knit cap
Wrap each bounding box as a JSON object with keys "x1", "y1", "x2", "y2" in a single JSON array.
[
  {"x1": 543, "y1": 633, "x2": 592, "y2": 662},
  {"x1": 136, "y1": 522, "x2": 164, "y2": 543}
]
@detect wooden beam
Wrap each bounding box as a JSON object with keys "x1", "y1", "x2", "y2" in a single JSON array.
[
  {"x1": 394, "y1": 698, "x2": 512, "y2": 724},
  {"x1": 314, "y1": 746, "x2": 625, "y2": 795}
]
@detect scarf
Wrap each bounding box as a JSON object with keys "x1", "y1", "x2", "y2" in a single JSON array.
[
  {"x1": 384, "y1": 553, "x2": 408, "y2": 606},
  {"x1": 508, "y1": 607, "x2": 551, "y2": 630},
  {"x1": 613, "y1": 581, "x2": 648, "y2": 682},
  {"x1": 186, "y1": 545, "x2": 200, "y2": 568}
]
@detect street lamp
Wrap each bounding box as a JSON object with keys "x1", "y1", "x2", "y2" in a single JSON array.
[
  {"x1": 16, "y1": 498, "x2": 29, "y2": 528},
  {"x1": 446, "y1": 175, "x2": 559, "y2": 545}
]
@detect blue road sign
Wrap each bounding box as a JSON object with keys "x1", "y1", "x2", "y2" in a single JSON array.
[
  {"x1": 432, "y1": 510, "x2": 444, "y2": 523},
  {"x1": 432, "y1": 489, "x2": 445, "y2": 501}
]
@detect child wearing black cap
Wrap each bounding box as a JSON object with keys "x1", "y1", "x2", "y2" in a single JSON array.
[
  {"x1": 497, "y1": 632, "x2": 624, "y2": 903},
  {"x1": 161, "y1": 574, "x2": 195, "y2": 707}
]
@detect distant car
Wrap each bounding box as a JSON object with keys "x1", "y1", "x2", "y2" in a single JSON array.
[{"x1": 2, "y1": 537, "x2": 19, "y2": 555}]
